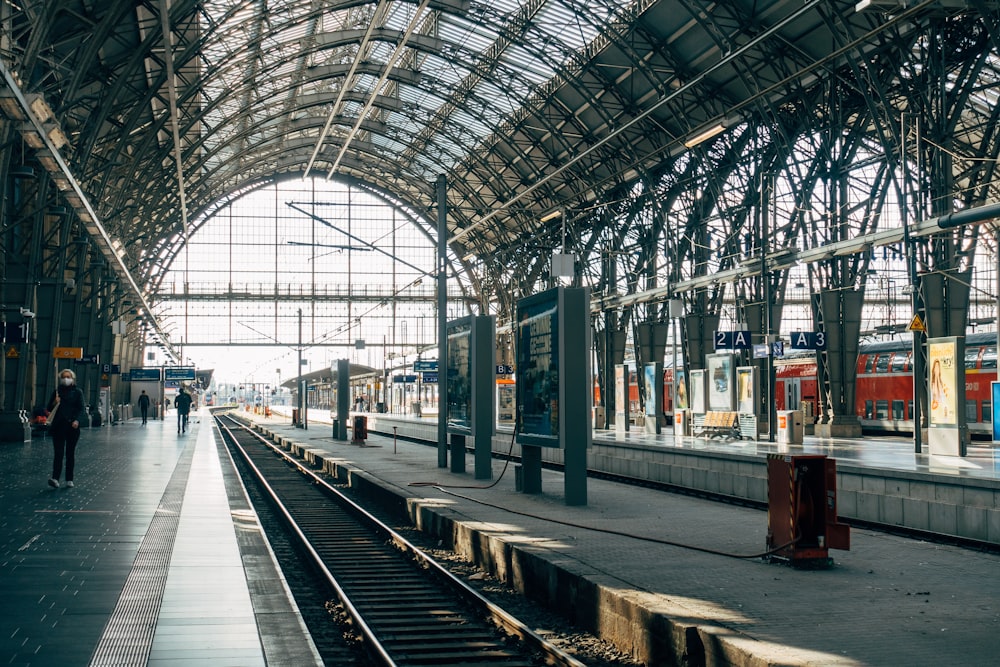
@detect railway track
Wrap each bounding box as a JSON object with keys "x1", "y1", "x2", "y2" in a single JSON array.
[{"x1": 215, "y1": 413, "x2": 587, "y2": 667}]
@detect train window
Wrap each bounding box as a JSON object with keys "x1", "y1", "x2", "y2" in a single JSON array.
[
  {"x1": 892, "y1": 400, "x2": 904, "y2": 419},
  {"x1": 964, "y1": 346, "x2": 980, "y2": 370},
  {"x1": 875, "y1": 400, "x2": 888, "y2": 419},
  {"x1": 982, "y1": 346, "x2": 997, "y2": 369},
  {"x1": 865, "y1": 400, "x2": 874, "y2": 419},
  {"x1": 875, "y1": 354, "x2": 890, "y2": 373},
  {"x1": 966, "y1": 400, "x2": 978, "y2": 423},
  {"x1": 864, "y1": 355, "x2": 876, "y2": 374},
  {"x1": 890, "y1": 353, "x2": 906, "y2": 373},
  {"x1": 983, "y1": 402, "x2": 991, "y2": 424}
]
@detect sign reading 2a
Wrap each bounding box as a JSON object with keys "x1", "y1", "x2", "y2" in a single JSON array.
[{"x1": 714, "y1": 330, "x2": 752, "y2": 350}]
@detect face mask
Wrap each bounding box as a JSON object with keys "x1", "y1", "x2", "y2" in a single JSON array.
[{"x1": 60, "y1": 377, "x2": 73, "y2": 386}]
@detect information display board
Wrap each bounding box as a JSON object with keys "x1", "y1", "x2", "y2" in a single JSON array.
[
  {"x1": 446, "y1": 318, "x2": 472, "y2": 434},
  {"x1": 516, "y1": 290, "x2": 560, "y2": 446},
  {"x1": 164, "y1": 366, "x2": 196, "y2": 382},
  {"x1": 130, "y1": 368, "x2": 162, "y2": 381}
]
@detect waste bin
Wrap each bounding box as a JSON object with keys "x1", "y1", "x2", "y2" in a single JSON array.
[
  {"x1": 593, "y1": 406, "x2": 606, "y2": 429},
  {"x1": 291, "y1": 408, "x2": 299, "y2": 425},
  {"x1": 766, "y1": 454, "x2": 850, "y2": 566},
  {"x1": 352, "y1": 415, "x2": 368, "y2": 444},
  {"x1": 776, "y1": 410, "x2": 803, "y2": 444},
  {"x1": 674, "y1": 409, "x2": 691, "y2": 436}
]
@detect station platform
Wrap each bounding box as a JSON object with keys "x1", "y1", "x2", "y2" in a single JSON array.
[
  {"x1": 0, "y1": 411, "x2": 321, "y2": 667},
  {"x1": 3, "y1": 407, "x2": 1000, "y2": 666},
  {"x1": 252, "y1": 407, "x2": 1000, "y2": 666}
]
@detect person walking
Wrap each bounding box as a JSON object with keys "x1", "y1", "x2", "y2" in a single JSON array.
[
  {"x1": 174, "y1": 387, "x2": 193, "y2": 433},
  {"x1": 137, "y1": 390, "x2": 151, "y2": 425},
  {"x1": 46, "y1": 369, "x2": 88, "y2": 489}
]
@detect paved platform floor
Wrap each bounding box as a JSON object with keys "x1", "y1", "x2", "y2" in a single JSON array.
[
  {"x1": 0, "y1": 412, "x2": 319, "y2": 667},
  {"x1": 5, "y1": 405, "x2": 1000, "y2": 666},
  {"x1": 251, "y1": 409, "x2": 1000, "y2": 666}
]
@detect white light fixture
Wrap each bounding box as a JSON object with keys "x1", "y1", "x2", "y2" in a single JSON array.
[
  {"x1": 26, "y1": 94, "x2": 53, "y2": 123},
  {"x1": 45, "y1": 124, "x2": 68, "y2": 149},
  {"x1": 21, "y1": 125, "x2": 44, "y2": 148},
  {"x1": 0, "y1": 94, "x2": 25, "y2": 121},
  {"x1": 540, "y1": 208, "x2": 563, "y2": 223},
  {"x1": 683, "y1": 122, "x2": 727, "y2": 148}
]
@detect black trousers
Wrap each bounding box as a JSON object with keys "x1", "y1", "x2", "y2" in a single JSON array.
[{"x1": 51, "y1": 426, "x2": 81, "y2": 481}]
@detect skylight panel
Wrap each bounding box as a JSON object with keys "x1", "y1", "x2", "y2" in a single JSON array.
[{"x1": 533, "y1": 0, "x2": 605, "y2": 54}]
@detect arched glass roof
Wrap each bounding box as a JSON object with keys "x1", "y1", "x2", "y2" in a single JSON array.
[{"x1": 3, "y1": 0, "x2": 1000, "y2": 330}]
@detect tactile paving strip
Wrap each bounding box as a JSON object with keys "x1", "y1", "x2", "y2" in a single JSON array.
[{"x1": 87, "y1": 440, "x2": 196, "y2": 666}]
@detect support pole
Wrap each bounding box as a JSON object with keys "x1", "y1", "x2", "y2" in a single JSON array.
[{"x1": 436, "y1": 175, "x2": 448, "y2": 468}]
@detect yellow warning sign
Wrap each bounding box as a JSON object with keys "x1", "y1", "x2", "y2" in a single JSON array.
[
  {"x1": 907, "y1": 314, "x2": 926, "y2": 332},
  {"x1": 6, "y1": 346, "x2": 18, "y2": 359}
]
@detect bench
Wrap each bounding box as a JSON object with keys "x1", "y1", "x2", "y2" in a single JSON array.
[{"x1": 692, "y1": 411, "x2": 740, "y2": 439}]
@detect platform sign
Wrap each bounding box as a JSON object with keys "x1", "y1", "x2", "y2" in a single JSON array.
[
  {"x1": 414, "y1": 360, "x2": 438, "y2": 372},
  {"x1": 130, "y1": 367, "x2": 162, "y2": 381},
  {"x1": 517, "y1": 290, "x2": 560, "y2": 444},
  {"x1": 74, "y1": 353, "x2": 99, "y2": 364},
  {"x1": 164, "y1": 366, "x2": 196, "y2": 381},
  {"x1": 53, "y1": 346, "x2": 84, "y2": 359},
  {"x1": 790, "y1": 331, "x2": 827, "y2": 350},
  {"x1": 714, "y1": 330, "x2": 752, "y2": 350}
]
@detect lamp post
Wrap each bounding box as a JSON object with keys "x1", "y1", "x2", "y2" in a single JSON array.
[
  {"x1": 901, "y1": 113, "x2": 923, "y2": 454},
  {"x1": 297, "y1": 308, "x2": 306, "y2": 429}
]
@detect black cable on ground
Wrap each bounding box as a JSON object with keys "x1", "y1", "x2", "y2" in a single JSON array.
[{"x1": 407, "y1": 424, "x2": 795, "y2": 560}]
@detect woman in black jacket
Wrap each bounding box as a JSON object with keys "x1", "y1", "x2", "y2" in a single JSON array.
[{"x1": 47, "y1": 369, "x2": 88, "y2": 489}]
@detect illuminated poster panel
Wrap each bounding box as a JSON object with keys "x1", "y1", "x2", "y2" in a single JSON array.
[
  {"x1": 689, "y1": 369, "x2": 707, "y2": 414},
  {"x1": 736, "y1": 366, "x2": 757, "y2": 414},
  {"x1": 992, "y1": 381, "x2": 1000, "y2": 441},
  {"x1": 447, "y1": 318, "x2": 472, "y2": 434},
  {"x1": 497, "y1": 380, "x2": 515, "y2": 425},
  {"x1": 644, "y1": 364, "x2": 657, "y2": 417},
  {"x1": 614, "y1": 364, "x2": 628, "y2": 432},
  {"x1": 516, "y1": 290, "x2": 560, "y2": 445},
  {"x1": 707, "y1": 353, "x2": 736, "y2": 411},
  {"x1": 674, "y1": 369, "x2": 688, "y2": 409},
  {"x1": 928, "y1": 339, "x2": 958, "y2": 426}
]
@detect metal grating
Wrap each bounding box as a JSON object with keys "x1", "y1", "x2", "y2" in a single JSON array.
[{"x1": 87, "y1": 441, "x2": 197, "y2": 667}]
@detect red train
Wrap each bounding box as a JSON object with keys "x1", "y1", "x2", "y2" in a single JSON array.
[
  {"x1": 607, "y1": 331, "x2": 998, "y2": 435},
  {"x1": 774, "y1": 331, "x2": 998, "y2": 435}
]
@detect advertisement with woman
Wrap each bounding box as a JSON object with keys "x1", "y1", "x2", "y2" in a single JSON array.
[{"x1": 928, "y1": 339, "x2": 957, "y2": 426}]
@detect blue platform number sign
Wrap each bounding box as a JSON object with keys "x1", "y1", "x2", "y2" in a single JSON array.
[
  {"x1": 790, "y1": 331, "x2": 826, "y2": 350},
  {"x1": 715, "y1": 330, "x2": 752, "y2": 350}
]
